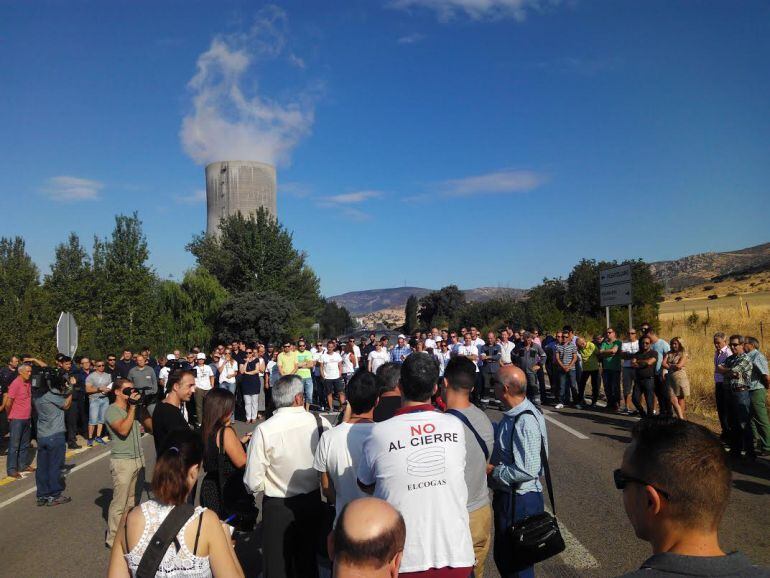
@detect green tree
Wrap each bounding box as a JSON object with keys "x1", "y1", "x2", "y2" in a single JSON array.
[
  {"x1": 320, "y1": 300, "x2": 354, "y2": 337},
  {"x1": 404, "y1": 294, "x2": 418, "y2": 334},
  {"x1": 0, "y1": 237, "x2": 53, "y2": 358},
  {"x1": 418, "y1": 285, "x2": 467, "y2": 327},
  {"x1": 187, "y1": 209, "x2": 322, "y2": 321},
  {"x1": 214, "y1": 291, "x2": 295, "y2": 344}
]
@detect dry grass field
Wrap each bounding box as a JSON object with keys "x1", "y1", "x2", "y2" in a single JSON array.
[{"x1": 657, "y1": 298, "x2": 770, "y2": 417}]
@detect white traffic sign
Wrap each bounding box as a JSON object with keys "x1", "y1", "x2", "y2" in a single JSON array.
[
  {"x1": 599, "y1": 264, "x2": 632, "y2": 287},
  {"x1": 600, "y1": 281, "x2": 632, "y2": 307},
  {"x1": 56, "y1": 311, "x2": 79, "y2": 357}
]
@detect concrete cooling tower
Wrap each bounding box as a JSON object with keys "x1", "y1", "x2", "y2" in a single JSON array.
[{"x1": 205, "y1": 161, "x2": 277, "y2": 236}]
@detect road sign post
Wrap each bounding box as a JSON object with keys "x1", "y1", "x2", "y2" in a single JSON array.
[
  {"x1": 56, "y1": 312, "x2": 79, "y2": 358},
  {"x1": 599, "y1": 265, "x2": 633, "y2": 329}
]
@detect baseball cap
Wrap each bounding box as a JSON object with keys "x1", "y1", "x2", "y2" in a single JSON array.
[
  {"x1": 196, "y1": 352, "x2": 206, "y2": 360},
  {"x1": 166, "y1": 353, "x2": 176, "y2": 360},
  {"x1": 398, "y1": 334, "x2": 406, "y2": 340}
]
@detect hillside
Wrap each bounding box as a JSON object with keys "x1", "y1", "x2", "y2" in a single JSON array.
[
  {"x1": 650, "y1": 242, "x2": 770, "y2": 291},
  {"x1": 330, "y1": 286, "x2": 526, "y2": 315}
]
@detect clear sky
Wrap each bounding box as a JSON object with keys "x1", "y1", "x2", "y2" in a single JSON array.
[{"x1": 2, "y1": 1, "x2": 769, "y2": 296}]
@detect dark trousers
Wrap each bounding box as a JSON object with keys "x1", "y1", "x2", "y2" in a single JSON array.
[
  {"x1": 523, "y1": 370, "x2": 540, "y2": 403},
  {"x1": 633, "y1": 377, "x2": 655, "y2": 417},
  {"x1": 654, "y1": 374, "x2": 672, "y2": 416},
  {"x1": 7, "y1": 418, "x2": 31, "y2": 475},
  {"x1": 262, "y1": 490, "x2": 321, "y2": 578},
  {"x1": 603, "y1": 370, "x2": 621, "y2": 408},
  {"x1": 715, "y1": 382, "x2": 731, "y2": 438},
  {"x1": 578, "y1": 370, "x2": 600, "y2": 404},
  {"x1": 65, "y1": 397, "x2": 88, "y2": 443},
  {"x1": 536, "y1": 367, "x2": 547, "y2": 400},
  {"x1": 472, "y1": 372, "x2": 483, "y2": 404},
  {"x1": 35, "y1": 433, "x2": 66, "y2": 498},
  {"x1": 492, "y1": 490, "x2": 544, "y2": 578},
  {"x1": 729, "y1": 390, "x2": 754, "y2": 455}
]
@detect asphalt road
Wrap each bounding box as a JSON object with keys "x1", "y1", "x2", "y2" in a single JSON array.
[{"x1": 0, "y1": 405, "x2": 768, "y2": 578}]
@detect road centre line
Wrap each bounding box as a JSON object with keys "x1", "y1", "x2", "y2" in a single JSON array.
[{"x1": 542, "y1": 410, "x2": 590, "y2": 440}]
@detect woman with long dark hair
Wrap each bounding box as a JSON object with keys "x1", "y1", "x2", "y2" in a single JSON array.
[
  {"x1": 108, "y1": 429, "x2": 244, "y2": 577},
  {"x1": 199, "y1": 389, "x2": 252, "y2": 522}
]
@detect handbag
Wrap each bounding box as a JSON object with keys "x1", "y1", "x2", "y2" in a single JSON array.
[
  {"x1": 506, "y1": 409, "x2": 565, "y2": 570},
  {"x1": 217, "y1": 427, "x2": 258, "y2": 532}
]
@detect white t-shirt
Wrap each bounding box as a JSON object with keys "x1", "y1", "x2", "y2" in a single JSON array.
[
  {"x1": 434, "y1": 350, "x2": 451, "y2": 376},
  {"x1": 219, "y1": 360, "x2": 238, "y2": 384},
  {"x1": 357, "y1": 409, "x2": 474, "y2": 573},
  {"x1": 321, "y1": 352, "x2": 343, "y2": 380},
  {"x1": 456, "y1": 344, "x2": 480, "y2": 372},
  {"x1": 424, "y1": 338, "x2": 437, "y2": 351},
  {"x1": 313, "y1": 422, "x2": 374, "y2": 526},
  {"x1": 353, "y1": 344, "x2": 361, "y2": 360},
  {"x1": 368, "y1": 349, "x2": 390, "y2": 374},
  {"x1": 621, "y1": 340, "x2": 640, "y2": 368},
  {"x1": 341, "y1": 352, "x2": 357, "y2": 375},
  {"x1": 193, "y1": 364, "x2": 214, "y2": 391},
  {"x1": 158, "y1": 366, "x2": 171, "y2": 385}
]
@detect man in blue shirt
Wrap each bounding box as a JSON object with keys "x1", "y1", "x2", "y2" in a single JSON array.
[
  {"x1": 489, "y1": 365, "x2": 548, "y2": 578},
  {"x1": 390, "y1": 334, "x2": 411, "y2": 365},
  {"x1": 647, "y1": 329, "x2": 671, "y2": 417},
  {"x1": 34, "y1": 384, "x2": 73, "y2": 506}
]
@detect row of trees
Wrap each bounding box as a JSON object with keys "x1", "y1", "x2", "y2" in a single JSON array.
[
  {"x1": 405, "y1": 259, "x2": 663, "y2": 338},
  {"x1": 0, "y1": 209, "x2": 353, "y2": 361}
]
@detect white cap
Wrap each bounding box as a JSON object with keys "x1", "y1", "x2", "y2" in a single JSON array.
[
  {"x1": 434, "y1": 336, "x2": 443, "y2": 342},
  {"x1": 196, "y1": 352, "x2": 206, "y2": 360},
  {"x1": 398, "y1": 334, "x2": 406, "y2": 340},
  {"x1": 166, "y1": 353, "x2": 176, "y2": 361}
]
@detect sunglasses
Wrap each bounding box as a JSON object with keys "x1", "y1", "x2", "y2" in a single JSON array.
[
  {"x1": 613, "y1": 469, "x2": 670, "y2": 500},
  {"x1": 96, "y1": 363, "x2": 105, "y2": 367},
  {"x1": 729, "y1": 342, "x2": 741, "y2": 347}
]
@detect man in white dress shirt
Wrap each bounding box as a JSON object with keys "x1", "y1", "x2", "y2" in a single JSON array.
[{"x1": 244, "y1": 374, "x2": 331, "y2": 577}]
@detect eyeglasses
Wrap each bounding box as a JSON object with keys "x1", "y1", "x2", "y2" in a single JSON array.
[
  {"x1": 729, "y1": 342, "x2": 741, "y2": 348},
  {"x1": 96, "y1": 363, "x2": 105, "y2": 367},
  {"x1": 107, "y1": 358, "x2": 116, "y2": 362},
  {"x1": 629, "y1": 331, "x2": 636, "y2": 334},
  {"x1": 613, "y1": 469, "x2": 670, "y2": 500}
]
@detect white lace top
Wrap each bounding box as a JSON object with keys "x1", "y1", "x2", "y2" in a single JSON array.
[{"x1": 125, "y1": 501, "x2": 212, "y2": 578}]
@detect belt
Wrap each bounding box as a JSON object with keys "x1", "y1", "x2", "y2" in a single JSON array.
[{"x1": 732, "y1": 386, "x2": 749, "y2": 393}]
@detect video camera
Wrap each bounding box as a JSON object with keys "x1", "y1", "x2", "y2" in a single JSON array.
[
  {"x1": 165, "y1": 359, "x2": 189, "y2": 373},
  {"x1": 31, "y1": 367, "x2": 73, "y2": 396},
  {"x1": 122, "y1": 386, "x2": 154, "y2": 407}
]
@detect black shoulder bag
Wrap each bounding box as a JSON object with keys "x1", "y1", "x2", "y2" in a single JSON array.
[
  {"x1": 506, "y1": 409, "x2": 565, "y2": 570},
  {"x1": 217, "y1": 427, "x2": 258, "y2": 532},
  {"x1": 135, "y1": 504, "x2": 195, "y2": 578},
  {"x1": 445, "y1": 409, "x2": 489, "y2": 460}
]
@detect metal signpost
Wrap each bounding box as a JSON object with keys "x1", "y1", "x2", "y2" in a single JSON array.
[
  {"x1": 599, "y1": 265, "x2": 633, "y2": 329},
  {"x1": 56, "y1": 311, "x2": 79, "y2": 357}
]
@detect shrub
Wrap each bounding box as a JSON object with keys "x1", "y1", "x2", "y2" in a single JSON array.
[
  {"x1": 675, "y1": 296, "x2": 683, "y2": 301},
  {"x1": 703, "y1": 285, "x2": 715, "y2": 291},
  {"x1": 686, "y1": 312, "x2": 700, "y2": 329},
  {"x1": 708, "y1": 294, "x2": 719, "y2": 300}
]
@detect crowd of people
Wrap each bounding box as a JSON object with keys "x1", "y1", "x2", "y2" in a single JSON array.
[{"x1": 0, "y1": 321, "x2": 768, "y2": 577}]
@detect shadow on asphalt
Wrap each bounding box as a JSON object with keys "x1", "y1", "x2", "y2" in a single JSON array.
[
  {"x1": 96, "y1": 488, "x2": 112, "y2": 521},
  {"x1": 593, "y1": 432, "x2": 632, "y2": 444},
  {"x1": 554, "y1": 407, "x2": 636, "y2": 434},
  {"x1": 732, "y1": 478, "x2": 770, "y2": 495}
]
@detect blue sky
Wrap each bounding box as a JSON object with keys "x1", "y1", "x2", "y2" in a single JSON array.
[{"x1": 2, "y1": 0, "x2": 769, "y2": 296}]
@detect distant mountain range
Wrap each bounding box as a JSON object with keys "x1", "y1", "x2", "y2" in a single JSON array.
[
  {"x1": 331, "y1": 242, "x2": 770, "y2": 314},
  {"x1": 330, "y1": 286, "x2": 527, "y2": 315},
  {"x1": 650, "y1": 242, "x2": 770, "y2": 290}
]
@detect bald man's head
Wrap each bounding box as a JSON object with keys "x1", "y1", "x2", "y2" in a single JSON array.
[
  {"x1": 332, "y1": 498, "x2": 406, "y2": 575},
  {"x1": 496, "y1": 365, "x2": 527, "y2": 401}
]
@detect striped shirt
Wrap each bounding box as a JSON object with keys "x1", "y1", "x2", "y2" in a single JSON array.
[{"x1": 556, "y1": 341, "x2": 578, "y2": 367}]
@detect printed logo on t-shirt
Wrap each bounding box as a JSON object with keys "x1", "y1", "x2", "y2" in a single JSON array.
[{"x1": 385, "y1": 421, "x2": 460, "y2": 490}]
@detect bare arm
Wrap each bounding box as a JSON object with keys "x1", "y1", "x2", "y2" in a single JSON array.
[
  {"x1": 203, "y1": 509, "x2": 246, "y2": 578},
  {"x1": 222, "y1": 427, "x2": 248, "y2": 469},
  {"x1": 320, "y1": 472, "x2": 336, "y2": 504},
  {"x1": 108, "y1": 399, "x2": 139, "y2": 437}
]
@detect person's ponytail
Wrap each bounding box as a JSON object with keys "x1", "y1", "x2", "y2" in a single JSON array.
[{"x1": 152, "y1": 430, "x2": 203, "y2": 505}]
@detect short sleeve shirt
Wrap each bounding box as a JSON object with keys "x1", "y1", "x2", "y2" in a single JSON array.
[
  {"x1": 34, "y1": 392, "x2": 66, "y2": 438},
  {"x1": 277, "y1": 351, "x2": 299, "y2": 376},
  {"x1": 105, "y1": 404, "x2": 143, "y2": 460},
  {"x1": 368, "y1": 349, "x2": 390, "y2": 374},
  {"x1": 320, "y1": 352, "x2": 342, "y2": 380},
  {"x1": 600, "y1": 340, "x2": 623, "y2": 371},
  {"x1": 650, "y1": 340, "x2": 670, "y2": 374},
  {"x1": 579, "y1": 342, "x2": 599, "y2": 371},
  {"x1": 748, "y1": 350, "x2": 769, "y2": 391},
  {"x1": 7, "y1": 376, "x2": 32, "y2": 420},
  {"x1": 296, "y1": 350, "x2": 313, "y2": 379},
  {"x1": 357, "y1": 408, "x2": 474, "y2": 573},
  {"x1": 86, "y1": 371, "x2": 113, "y2": 398}
]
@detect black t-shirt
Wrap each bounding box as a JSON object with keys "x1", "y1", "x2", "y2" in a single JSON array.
[
  {"x1": 151, "y1": 401, "x2": 192, "y2": 455},
  {"x1": 0, "y1": 366, "x2": 17, "y2": 395},
  {"x1": 373, "y1": 395, "x2": 402, "y2": 422},
  {"x1": 635, "y1": 350, "x2": 657, "y2": 379},
  {"x1": 116, "y1": 359, "x2": 136, "y2": 380}
]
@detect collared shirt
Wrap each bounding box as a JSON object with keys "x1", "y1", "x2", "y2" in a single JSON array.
[
  {"x1": 714, "y1": 345, "x2": 731, "y2": 383},
  {"x1": 618, "y1": 551, "x2": 769, "y2": 577},
  {"x1": 746, "y1": 349, "x2": 769, "y2": 391},
  {"x1": 499, "y1": 341, "x2": 516, "y2": 364},
  {"x1": 244, "y1": 406, "x2": 331, "y2": 498},
  {"x1": 390, "y1": 345, "x2": 412, "y2": 364},
  {"x1": 517, "y1": 344, "x2": 546, "y2": 373},
  {"x1": 579, "y1": 342, "x2": 600, "y2": 371},
  {"x1": 481, "y1": 343, "x2": 502, "y2": 373},
  {"x1": 7, "y1": 376, "x2": 32, "y2": 420},
  {"x1": 723, "y1": 353, "x2": 753, "y2": 392},
  {"x1": 490, "y1": 398, "x2": 547, "y2": 495}
]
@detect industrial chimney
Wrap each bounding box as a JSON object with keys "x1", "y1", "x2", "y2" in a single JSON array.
[{"x1": 205, "y1": 161, "x2": 277, "y2": 236}]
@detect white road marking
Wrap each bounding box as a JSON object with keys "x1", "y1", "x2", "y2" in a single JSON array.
[
  {"x1": 542, "y1": 410, "x2": 590, "y2": 440},
  {"x1": 545, "y1": 505, "x2": 600, "y2": 569}
]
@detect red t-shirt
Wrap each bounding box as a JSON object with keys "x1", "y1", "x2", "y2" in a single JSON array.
[{"x1": 7, "y1": 376, "x2": 32, "y2": 420}]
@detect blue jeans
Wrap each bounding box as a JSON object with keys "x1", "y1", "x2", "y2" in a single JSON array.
[
  {"x1": 7, "y1": 418, "x2": 31, "y2": 475},
  {"x1": 220, "y1": 380, "x2": 236, "y2": 395},
  {"x1": 603, "y1": 370, "x2": 621, "y2": 407},
  {"x1": 88, "y1": 396, "x2": 109, "y2": 426},
  {"x1": 729, "y1": 390, "x2": 753, "y2": 454},
  {"x1": 492, "y1": 490, "x2": 545, "y2": 578},
  {"x1": 35, "y1": 433, "x2": 66, "y2": 498},
  {"x1": 558, "y1": 369, "x2": 578, "y2": 404},
  {"x1": 301, "y1": 378, "x2": 313, "y2": 405}
]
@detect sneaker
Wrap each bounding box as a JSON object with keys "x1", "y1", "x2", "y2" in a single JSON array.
[
  {"x1": 87, "y1": 439, "x2": 94, "y2": 447},
  {"x1": 95, "y1": 437, "x2": 106, "y2": 445},
  {"x1": 555, "y1": 403, "x2": 564, "y2": 409},
  {"x1": 575, "y1": 404, "x2": 584, "y2": 410},
  {"x1": 36, "y1": 497, "x2": 50, "y2": 507},
  {"x1": 47, "y1": 495, "x2": 72, "y2": 506}
]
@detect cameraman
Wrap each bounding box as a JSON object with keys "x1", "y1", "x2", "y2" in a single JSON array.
[
  {"x1": 33, "y1": 372, "x2": 73, "y2": 506},
  {"x1": 104, "y1": 378, "x2": 153, "y2": 549}
]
